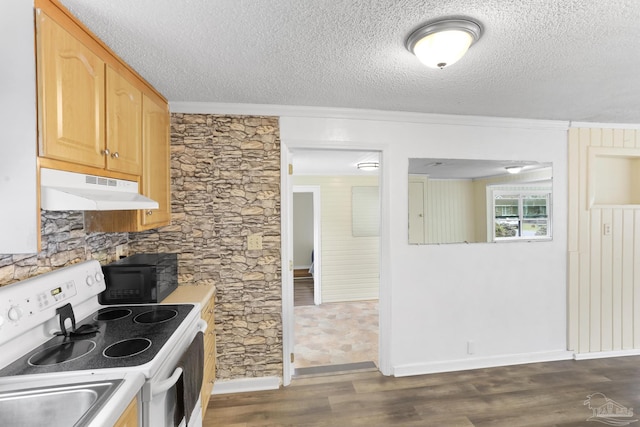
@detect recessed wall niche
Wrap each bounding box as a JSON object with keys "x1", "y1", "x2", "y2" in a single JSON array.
[{"x1": 589, "y1": 147, "x2": 640, "y2": 206}]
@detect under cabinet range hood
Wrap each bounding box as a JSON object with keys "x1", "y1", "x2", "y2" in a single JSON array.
[{"x1": 40, "y1": 168, "x2": 159, "y2": 211}]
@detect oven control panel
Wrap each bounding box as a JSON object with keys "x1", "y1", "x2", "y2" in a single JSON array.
[
  {"x1": 36, "y1": 280, "x2": 78, "y2": 312},
  {"x1": 0, "y1": 260, "x2": 106, "y2": 346}
]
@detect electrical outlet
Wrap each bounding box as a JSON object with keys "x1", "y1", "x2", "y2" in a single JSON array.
[
  {"x1": 247, "y1": 234, "x2": 263, "y2": 250},
  {"x1": 603, "y1": 223, "x2": 612, "y2": 236},
  {"x1": 116, "y1": 244, "x2": 128, "y2": 259}
]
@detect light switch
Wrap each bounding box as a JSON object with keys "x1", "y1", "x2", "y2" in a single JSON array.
[{"x1": 247, "y1": 234, "x2": 263, "y2": 250}]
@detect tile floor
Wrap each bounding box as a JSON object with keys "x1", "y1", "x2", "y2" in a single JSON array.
[{"x1": 293, "y1": 300, "x2": 379, "y2": 369}]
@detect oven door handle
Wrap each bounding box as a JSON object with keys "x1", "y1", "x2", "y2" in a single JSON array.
[
  {"x1": 152, "y1": 367, "x2": 183, "y2": 396},
  {"x1": 151, "y1": 321, "x2": 207, "y2": 397}
]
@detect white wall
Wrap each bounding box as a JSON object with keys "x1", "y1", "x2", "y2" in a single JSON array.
[
  {"x1": 0, "y1": 0, "x2": 38, "y2": 254},
  {"x1": 281, "y1": 115, "x2": 570, "y2": 375},
  {"x1": 292, "y1": 192, "x2": 314, "y2": 268}
]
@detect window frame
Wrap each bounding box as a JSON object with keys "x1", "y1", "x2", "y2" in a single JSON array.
[{"x1": 491, "y1": 188, "x2": 552, "y2": 242}]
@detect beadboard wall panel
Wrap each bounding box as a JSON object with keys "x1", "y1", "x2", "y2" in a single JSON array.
[
  {"x1": 424, "y1": 178, "x2": 475, "y2": 244},
  {"x1": 568, "y1": 127, "x2": 640, "y2": 354},
  {"x1": 293, "y1": 175, "x2": 379, "y2": 302}
]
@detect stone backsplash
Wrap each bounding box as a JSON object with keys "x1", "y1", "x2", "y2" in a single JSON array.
[
  {"x1": 129, "y1": 114, "x2": 283, "y2": 381},
  {"x1": 0, "y1": 211, "x2": 128, "y2": 286}
]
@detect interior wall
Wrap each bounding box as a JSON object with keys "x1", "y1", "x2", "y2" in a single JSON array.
[
  {"x1": 0, "y1": 0, "x2": 38, "y2": 253},
  {"x1": 281, "y1": 115, "x2": 569, "y2": 375},
  {"x1": 292, "y1": 192, "x2": 313, "y2": 269},
  {"x1": 568, "y1": 127, "x2": 640, "y2": 354},
  {"x1": 293, "y1": 175, "x2": 379, "y2": 302}
]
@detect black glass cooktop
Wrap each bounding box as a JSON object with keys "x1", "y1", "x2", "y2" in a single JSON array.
[{"x1": 0, "y1": 304, "x2": 195, "y2": 376}]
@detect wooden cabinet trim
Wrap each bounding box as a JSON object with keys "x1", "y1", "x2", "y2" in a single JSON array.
[{"x1": 38, "y1": 158, "x2": 140, "y2": 182}]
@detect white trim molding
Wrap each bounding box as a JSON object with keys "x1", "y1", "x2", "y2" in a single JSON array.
[
  {"x1": 170, "y1": 101, "x2": 569, "y2": 130},
  {"x1": 211, "y1": 376, "x2": 281, "y2": 395},
  {"x1": 570, "y1": 121, "x2": 640, "y2": 129},
  {"x1": 573, "y1": 349, "x2": 640, "y2": 360},
  {"x1": 393, "y1": 350, "x2": 574, "y2": 377}
]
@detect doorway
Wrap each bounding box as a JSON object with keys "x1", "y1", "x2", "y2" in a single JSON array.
[
  {"x1": 287, "y1": 149, "x2": 381, "y2": 377},
  {"x1": 293, "y1": 186, "x2": 321, "y2": 306}
]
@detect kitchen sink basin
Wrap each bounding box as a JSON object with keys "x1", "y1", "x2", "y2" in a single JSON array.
[{"x1": 0, "y1": 379, "x2": 123, "y2": 427}]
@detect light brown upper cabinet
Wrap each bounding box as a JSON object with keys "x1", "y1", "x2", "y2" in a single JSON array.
[
  {"x1": 84, "y1": 94, "x2": 171, "y2": 232},
  {"x1": 36, "y1": 9, "x2": 143, "y2": 177},
  {"x1": 106, "y1": 66, "x2": 142, "y2": 176},
  {"x1": 35, "y1": 0, "x2": 172, "y2": 233},
  {"x1": 36, "y1": 11, "x2": 106, "y2": 169},
  {"x1": 141, "y1": 94, "x2": 171, "y2": 228}
]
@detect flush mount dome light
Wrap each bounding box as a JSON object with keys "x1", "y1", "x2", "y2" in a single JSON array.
[
  {"x1": 406, "y1": 19, "x2": 482, "y2": 69},
  {"x1": 357, "y1": 162, "x2": 379, "y2": 171},
  {"x1": 505, "y1": 166, "x2": 523, "y2": 174}
]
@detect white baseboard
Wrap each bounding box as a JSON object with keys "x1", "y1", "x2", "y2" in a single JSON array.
[
  {"x1": 211, "y1": 376, "x2": 281, "y2": 395},
  {"x1": 573, "y1": 349, "x2": 640, "y2": 360},
  {"x1": 392, "y1": 350, "x2": 574, "y2": 377}
]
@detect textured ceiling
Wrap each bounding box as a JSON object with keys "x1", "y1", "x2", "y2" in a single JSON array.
[
  {"x1": 408, "y1": 158, "x2": 551, "y2": 179},
  {"x1": 59, "y1": 0, "x2": 640, "y2": 123}
]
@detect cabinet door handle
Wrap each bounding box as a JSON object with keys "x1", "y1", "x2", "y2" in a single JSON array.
[
  {"x1": 111, "y1": 151, "x2": 119, "y2": 158},
  {"x1": 146, "y1": 210, "x2": 153, "y2": 216},
  {"x1": 101, "y1": 149, "x2": 111, "y2": 156}
]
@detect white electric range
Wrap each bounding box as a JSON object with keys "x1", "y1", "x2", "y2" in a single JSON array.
[{"x1": 0, "y1": 260, "x2": 205, "y2": 427}]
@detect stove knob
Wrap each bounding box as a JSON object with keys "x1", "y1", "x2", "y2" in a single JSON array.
[
  {"x1": 95, "y1": 271, "x2": 104, "y2": 282},
  {"x1": 86, "y1": 275, "x2": 96, "y2": 286},
  {"x1": 8, "y1": 306, "x2": 23, "y2": 321}
]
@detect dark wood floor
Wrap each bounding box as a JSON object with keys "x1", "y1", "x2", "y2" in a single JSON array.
[
  {"x1": 294, "y1": 278, "x2": 314, "y2": 306},
  {"x1": 204, "y1": 356, "x2": 640, "y2": 426}
]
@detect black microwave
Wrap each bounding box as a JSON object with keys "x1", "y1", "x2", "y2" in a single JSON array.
[{"x1": 99, "y1": 253, "x2": 178, "y2": 304}]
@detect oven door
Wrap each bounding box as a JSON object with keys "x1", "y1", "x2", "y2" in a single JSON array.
[{"x1": 142, "y1": 319, "x2": 206, "y2": 427}]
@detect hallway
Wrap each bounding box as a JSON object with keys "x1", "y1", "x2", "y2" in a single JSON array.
[{"x1": 293, "y1": 300, "x2": 379, "y2": 370}]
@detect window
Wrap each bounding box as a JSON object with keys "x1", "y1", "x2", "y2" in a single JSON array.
[{"x1": 492, "y1": 190, "x2": 551, "y2": 241}]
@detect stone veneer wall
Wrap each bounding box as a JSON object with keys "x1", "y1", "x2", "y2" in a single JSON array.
[
  {"x1": 0, "y1": 211, "x2": 128, "y2": 286},
  {"x1": 129, "y1": 114, "x2": 282, "y2": 381}
]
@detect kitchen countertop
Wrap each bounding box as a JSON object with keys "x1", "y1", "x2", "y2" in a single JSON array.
[{"x1": 162, "y1": 282, "x2": 215, "y2": 308}]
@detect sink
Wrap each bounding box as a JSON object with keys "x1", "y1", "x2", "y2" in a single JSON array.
[{"x1": 0, "y1": 379, "x2": 122, "y2": 427}]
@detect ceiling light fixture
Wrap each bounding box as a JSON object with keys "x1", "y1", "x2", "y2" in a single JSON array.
[
  {"x1": 357, "y1": 162, "x2": 379, "y2": 171},
  {"x1": 405, "y1": 18, "x2": 482, "y2": 69},
  {"x1": 505, "y1": 166, "x2": 523, "y2": 174}
]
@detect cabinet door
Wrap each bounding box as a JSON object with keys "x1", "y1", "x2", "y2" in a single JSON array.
[
  {"x1": 106, "y1": 66, "x2": 142, "y2": 175},
  {"x1": 141, "y1": 94, "x2": 171, "y2": 227},
  {"x1": 37, "y1": 11, "x2": 105, "y2": 168},
  {"x1": 113, "y1": 398, "x2": 138, "y2": 427}
]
